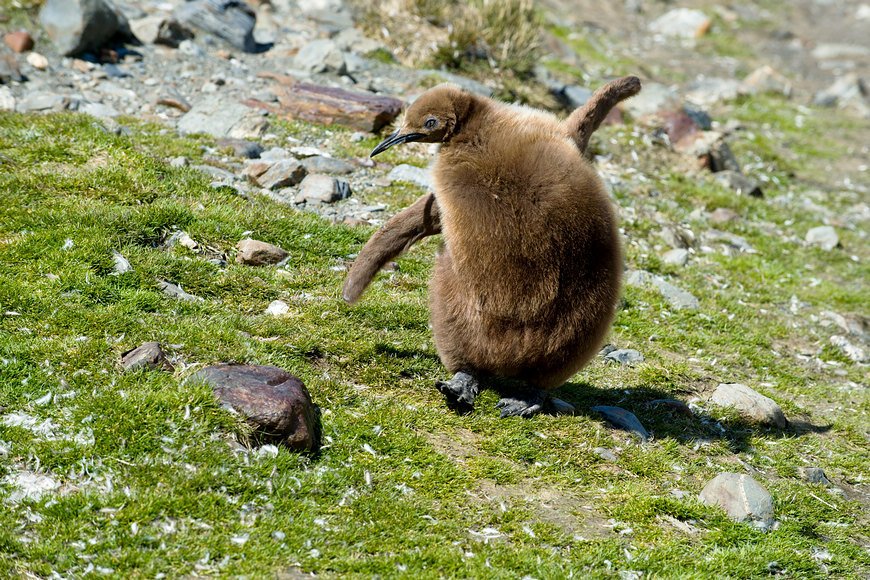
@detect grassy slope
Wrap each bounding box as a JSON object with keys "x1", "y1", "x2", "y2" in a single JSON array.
[{"x1": 1, "y1": 27, "x2": 869, "y2": 580}]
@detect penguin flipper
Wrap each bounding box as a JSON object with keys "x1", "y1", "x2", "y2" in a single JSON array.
[
  {"x1": 341, "y1": 192, "x2": 442, "y2": 304},
  {"x1": 565, "y1": 75, "x2": 642, "y2": 154}
]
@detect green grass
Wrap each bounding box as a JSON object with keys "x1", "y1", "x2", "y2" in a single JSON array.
[{"x1": 1, "y1": 47, "x2": 870, "y2": 580}]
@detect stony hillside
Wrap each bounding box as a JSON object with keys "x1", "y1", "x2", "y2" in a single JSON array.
[{"x1": 1, "y1": 0, "x2": 868, "y2": 578}]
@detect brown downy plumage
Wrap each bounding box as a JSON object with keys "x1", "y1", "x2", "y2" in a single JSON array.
[{"x1": 343, "y1": 76, "x2": 641, "y2": 417}]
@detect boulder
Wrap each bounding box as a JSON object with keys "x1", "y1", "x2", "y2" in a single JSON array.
[
  {"x1": 709, "y1": 383, "x2": 787, "y2": 428},
  {"x1": 700, "y1": 473, "x2": 775, "y2": 530},
  {"x1": 39, "y1": 0, "x2": 130, "y2": 56}
]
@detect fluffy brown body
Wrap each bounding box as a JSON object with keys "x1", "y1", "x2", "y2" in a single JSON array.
[{"x1": 344, "y1": 76, "x2": 641, "y2": 416}]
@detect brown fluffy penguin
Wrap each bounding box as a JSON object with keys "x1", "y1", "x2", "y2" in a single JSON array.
[{"x1": 343, "y1": 76, "x2": 641, "y2": 417}]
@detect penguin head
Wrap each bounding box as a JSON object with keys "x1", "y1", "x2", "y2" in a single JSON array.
[{"x1": 371, "y1": 84, "x2": 472, "y2": 157}]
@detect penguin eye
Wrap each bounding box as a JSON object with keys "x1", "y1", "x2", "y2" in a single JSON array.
[{"x1": 424, "y1": 117, "x2": 438, "y2": 130}]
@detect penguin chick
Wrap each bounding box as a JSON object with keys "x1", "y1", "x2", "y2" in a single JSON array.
[{"x1": 348, "y1": 77, "x2": 640, "y2": 417}]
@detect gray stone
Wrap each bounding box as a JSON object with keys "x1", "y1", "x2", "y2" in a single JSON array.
[
  {"x1": 714, "y1": 170, "x2": 763, "y2": 197},
  {"x1": 236, "y1": 239, "x2": 288, "y2": 266},
  {"x1": 683, "y1": 78, "x2": 744, "y2": 106},
  {"x1": 332, "y1": 27, "x2": 384, "y2": 54},
  {"x1": 17, "y1": 92, "x2": 67, "y2": 112},
  {"x1": 129, "y1": 15, "x2": 193, "y2": 48},
  {"x1": 659, "y1": 225, "x2": 695, "y2": 249},
  {"x1": 299, "y1": 174, "x2": 351, "y2": 204},
  {"x1": 216, "y1": 138, "x2": 263, "y2": 159},
  {"x1": 0, "y1": 53, "x2": 22, "y2": 84},
  {"x1": 709, "y1": 208, "x2": 739, "y2": 224},
  {"x1": 178, "y1": 39, "x2": 206, "y2": 57},
  {"x1": 675, "y1": 131, "x2": 742, "y2": 173},
  {"x1": 0, "y1": 86, "x2": 16, "y2": 111},
  {"x1": 246, "y1": 158, "x2": 307, "y2": 190},
  {"x1": 798, "y1": 467, "x2": 834, "y2": 487},
  {"x1": 805, "y1": 225, "x2": 839, "y2": 250},
  {"x1": 300, "y1": 155, "x2": 354, "y2": 175},
  {"x1": 175, "y1": 0, "x2": 257, "y2": 53},
  {"x1": 622, "y1": 82, "x2": 680, "y2": 118},
  {"x1": 593, "y1": 447, "x2": 618, "y2": 462},
  {"x1": 709, "y1": 383, "x2": 787, "y2": 428},
  {"x1": 699, "y1": 473, "x2": 775, "y2": 530},
  {"x1": 170, "y1": 156, "x2": 189, "y2": 168},
  {"x1": 605, "y1": 349, "x2": 645, "y2": 365},
  {"x1": 178, "y1": 97, "x2": 268, "y2": 139},
  {"x1": 811, "y1": 43, "x2": 870, "y2": 60},
  {"x1": 663, "y1": 248, "x2": 689, "y2": 266},
  {"x1": 829, "y1": 335, "x2": 868, "y2": 363},
  {"x1": 293, "y1": 38, "x2": 346, "y2": 75},
  {"x1": 189, "y1": 364, "x2": 319, "y2": 452},
  {"x1": 192, "y1": 164, "x2": 238, "y2": 182},
  {"x1": 560, "y1": 85, "x2": 594, "y2": 108},
  {"x1": 742, "y1": 65, "x2": 792, "y2": 96},
  {"x1": 39, "y1": 0, "x2": 130, "y2": 56},
  {"x1": 649, "y1": 8, "x2": 711, "y2": 39},
  {"x1": 158, "y1": 280, "x2": 204, "y2": 302},
  {"x1": 420, "y1": 70, "x2": 494, "y2": 98},
  {"x1": 702, "y1": 229, "x2": 755, "y2": 254},
  {"x1": 79, "y1": 102, "x2": 120, "y2": 118},
  {"x1": 111, "y1": 249, "x2": 132, "y2": 274},
  {"x1": 388, "y1": 164, "x2": 433, "y2": 190},
  {"x1": 591, "y1": 406, "x2": 650, "y2": 442},
  {"x1": 625, "y1": 269, "x2": 700, "y2": 310},
  {"x1": 121, "y1": 341, "x2": 174, "y2": 372}
]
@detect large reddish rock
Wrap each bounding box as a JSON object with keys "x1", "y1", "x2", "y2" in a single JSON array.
[
  {"x1": 190, "y1": 364, "x2": 319, "y2": 452},
  {"x1": 245, "y1": 83, "x2": 404, "y2": 132}
]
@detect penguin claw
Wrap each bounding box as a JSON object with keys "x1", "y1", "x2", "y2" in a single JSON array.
[
  {"x1": 436, "y1": 371, "x2": 480, "y2": 415},
  {"x1": 495, "y1": 389, "x2": 546, "y2": 418}
]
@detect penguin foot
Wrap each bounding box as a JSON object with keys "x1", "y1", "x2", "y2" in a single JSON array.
[
  {"x1": 435, "y1": 371, "x2": 480, "y2": 414},
  {"x1": 495, "y1": 388, "x2": 546, "y2": 418}
]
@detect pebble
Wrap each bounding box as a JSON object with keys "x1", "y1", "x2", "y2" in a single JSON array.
[
  {"x1": 265, "y1": 299, "x2": 289, "y2": 316},
  {"x1": 709, "y1": 383, "x2": 787, "y2": 428},
  {"x1": 699, "y1": 473, "x2": 775, "y2": 531},
  {"x1": 625, "y1": 269, "x2": 700, "y2": 310},
  {"x1": 604, "y1": 349, "x2": 645, "y2": 365},
  {"x1": 293, "y1": 38, "x2": 347, "y2": 74},
  {"x1": 805, "y1": 225, "x2": 839, "y2": 250},
  {"x1": 649, "y1": 8, "x2": 712, "y2": 39},
  {"x1": 158, "y1": 280, "x2": 204, "y2": 302},
  {"x1": 590, "y1": 406, "x2": 650, "y2": 442},
  {"x1": 662, "y1": 248, "x2": 689, "y2": 266},
  {"x1": 26, "y1": 52, "x2": 49, "y2": 71},
  {"x1": 298, "y1": 174, "x2": 352, "y2": 204},
  {"x1": 798, "y1": 467, "x2": 834, "y2": 487},
  {"x1": 301, "y1": 155, "x2": 354, "y2": 175},
  {"x1": 0, "y1": 86, "x2": 16, "y2": 111},
  {"x1": 189, "y1": 364, "x2": 319, "y2": 451},
  {"x1": 129, "y1": 16, "x2": 193, "y2": 48},
  {"x1": 236, "y1": 239, "x2": 289, "y2": 266},
  {"x1": 829, "y1": 335, "x2": 868, "y2": 363},
  {"x1": 246, "y1": 158, "x2": 307, "y2": 190},
  {"x1": 177, "y1": 97, "x2": 269, "y2": 139},
  {"x1": 742, "y1": 65, "x2": 792, "y2": 97},
  {"x1": 0, "y1": 53, "x2": 22, "y2": 83},
  {"x1": 709, "y1": 208, "x2": 740, "y2": 224},
  {"x1": 714, "y1": 170, "x2": 763, "y2": 198},
  {"x1": 3, "y1": 31, "x2": 34, "y2": 53},
  {"x1": 111, "y1": 249, "x2": 133, "y2": 274},
  {"x1": 120, "y1": 341, "x2": 174, "y2": 372}
]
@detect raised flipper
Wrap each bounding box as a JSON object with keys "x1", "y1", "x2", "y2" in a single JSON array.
[
  {"x1": 341, "y1": 191, "x2": 442, "y2": 304},
  {"x1": 565, "y1": 75, "x2": 642, "y2": 154}
]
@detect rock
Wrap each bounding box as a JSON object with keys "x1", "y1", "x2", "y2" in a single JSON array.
[
  {"x1": 245, "y1": 158, "x2": 306, "y2": 189},
  {"x1": 265, "y1": 299, "x2": 289, "y2": 316},
  {"x1": 683, "y1": 78, "x2": 744, "y2": 106},
  {"x1": 805, "y1": 225, "x2": 839, "y2": 250},
  {"x1": 120, "y1": 341, "x2": 174, "y2": 372},
  {"x1": 190, "y1": 364, "x2": 319, "y2": 452},
  {"x1": 175, "y1": 0, "x2": 257, "y2": 53},
  {"x1": 129, "y1": 15, "x2": 193, "y2": 48},
  {"x1": 702, "y1": 229, "x2": 755, "y2": 254},
  {"x1": 300, "y1": 156, "x2": 353, "y2": 175},
  {"x1": 662, "y1": 248, "x2": 689, "y2": 266},
  {"x1": 709, "y1": 383, "x2": 787, "y2": 428},
  {"x1": 26, "y1": 51, "x2": 49, "y2": 70},
  {"x1": 388, "y1": 164, "x2": 433, "y2": 189},
  {"x1": 560, "y1": 85, "x2": 594, "y2": 109},
  {"x1": 164, "y1": 230, "x2": 198, "y2": 250},
  {"x1": 192, "y1": 164, "x2": 237, "y2": 182},
  {"x1": 709, "y1": 208, "x2": 739, "y2": 224},
  {"x1": 332, "y1": 26, "x2": 384, "y2": 54},
  {"x1": 17, "y1": 92, "x2": 66, "y2": 112},
  {"x1": 593, "y1": 447, "x2": 618, "y2": 462},
  {"x1": 80, "y1": 102, "x2": 120, "y2": 117},
  {"x1": 216, "y1": 137, "x2": 263, "y2": 159},
  {"x1": 419, "y1": 69, "x2": 494, "y2": 98},
  {"x1": 659, "y1": 225, "x2": 695, "y2": 249},
  {"x1": 674, "y1": 131, "x2": 741, "y2": 173},
  {"x1": 605, "y1": 349, "x2": 644, "y2": 365},
  {"x1": 811, "y1": 43, "x2": 870, "y2": 60},
  {"x1": 39, "y1": 0, "x2": 130, "y2": 57},
  {"x1": 622, "y1": 82, "x2": 680, "y2": 118},
  {"x1": 742, "y1": 65, "x2": 792, "y2": 96},
  {"x1": 0, "y1": 86, "x2": 15, "y2": 110},
  {"x1": 158, "y1": 279, "x2": 204, "y2": 302},
  {"x1": 245, "y1": 82, "x2": 403, "y2": 133},
  {"x1": 625, "y1": 270, "x2": 700, "y2": 310},
  {"x1": 829, "y1": 335, "x2": 868, "y2": 363},
  {"x1": 293, "y1": 38, "x2": 346, "y2": 75},
  {"x1": 236, "y1": 239, "x2": 288, "y2": 266},
  {"x1": 649, "y1": 8, "x2": 711, "y2": 39},
  {"x1": 659, "y1": 110, "x2": 700, "y2": 145},
  {"x1": 298, "y1": 174, "x2": 351, "y2": 204},
  {"x1": 4, "y1": 31, "x2": 35, "y2": 53},
  {"x1": 714, "y1": 170, "x2": 763, "y2": 197},
  {"x1": 813, "y1": 74, "x2": 867, "y2": 108},
  {"x1": 699, "y1": 473, "x2": 775, "y2": 530},
  {"x1": 590, "y1": 406, "x2": 650, "y2": 442},
  {"x1": 177, "y1": 97, "x2": 268, "y2": 139},
  {"x1": 111, "y1": 249, "x2": 132, "y2": 274},
  {"x1": 798, "y1": 467, "x2": 834, "y2": 487},
  {"x1": 0, "y1": 53, "x2": 22, "y2": 83}
]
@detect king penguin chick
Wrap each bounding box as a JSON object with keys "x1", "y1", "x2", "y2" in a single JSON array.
[{"x1": 348, "y1": 77, "x2": 640, "y2": 417}]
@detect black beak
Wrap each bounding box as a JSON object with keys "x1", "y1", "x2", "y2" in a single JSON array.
[{"x1": 370, "y1": 130, "x2": 425, "y2": 157}]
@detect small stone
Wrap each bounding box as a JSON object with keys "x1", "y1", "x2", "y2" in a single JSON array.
[
  {"x1": 649, "y1": 8, "x2": 712, "y2": 39},
  {"x1": 298, "y1": 174, "x2": 351, "y2": 204},
  {"x1": 4, "y1": 31, "x2": 35, "y2": 53},
  {"x1": 605, "y1": 349, "x2": 644, "y2": 365},
  {"x1": 0, "y1": 53, "x2": 22, "y2": 83},
  {"x1": 560, "y1": 85, "x2": 593, "y2": 108},
  {"x1": 662, "y1": 248, "x2": 689, "y2": 266},
  {"x1": 80, "y1": 102, "x2": 120, "y2": 117},
  {"x1": 17, "y1": 91, "x2": 66, "y2": 112},
  {"x1": 192, "y1": 164, "x2": 237, "y2": 182},
  {"x1": 250, "y1": 159, "x2": 307, "y2": 190},
  {"x1": 158, "y1": 280, "x2": 204, "y2": 302},
  {"x1": 699, "y1": 473, "x2": 775, "y2": 530},
  {"x1": 798, "y1": 467, "x2": 834, "y2": 487},
  {"x1": 170, "y1": 156, "x2": 189, "y2": 168},
  {"x1": 129, "y1": 16, "x2": 193, "y2": 47},
  {"x1": 300, "y1": 155, "x2": 354, "y2": 175},
  {"x1": 813, "y1": 74, "x2": 867, "y2": 108},
  {"x1": 293, "y1": 38, "x2": 346, "y2": 74},
  {"x1": 189, "y1": 364, "x2": 319, "y2": 452},
  {"x1": 709, "y1": 383, "x2": 787, "y2": 428},
  {"x1": 120, "y1": 341, "x2": 174, "y2": 372},
  {"x1": 216, "y1": 137, "x2": 263, "y2": 159},
  {"x1": 659, "y1": 225, "x2": 695, "y2": 249},
  {"x1": 659, "y1": 109, "x2": 700, "y2": 145},
  {"x1": 683, "y1": 78, "x2": 744, "y2": 106},
  {"x1": 175, "y1": 0, "x2": 257, "y2": 53},
  {"x1": 709, "y1": 208, "x2": 739, "y2": 224},
  {"x1": 178, "y1": 96, "x2": 268, "y2": 139},
  {"x1": 742, "y1": 65, "x2": 792, "y2": 96},
  {"x1": 388, "y1": 164, "x2": 433, "y2": 190},
  {"x1": 674, "y1": 131, "x2": 741, "y2": 173},
  {"x1": 625, "y1": 269, "x2": 700, "y2": 310},
  {"x1": 236, "y1": 239, "x2": 289, "y2": 266},
  {"x1": 829, "y1": 335, "x2": 868, "y2": 363},
  {"x1": 0, "y1": 86, "x2": 16, "y2": 111},
  {"x1": 811, "y1": 43, "x2": 870, "y2": 60},
  {"x1": 265, "y1": 300, "x2": 289, "y2": 316},
  {"x1": 26, "y1": 51, "x2": 49, "y2": 71},
  {"x1": 39, "y1": 0, "x2": 131, "y2": 56},
  {"x1": 714, "y1": 170, "x2": 763, "y2": 197},
  {"x1": 622, "y1": 82, "x2": 680, "y2": 118},
  {"x1": 593, "y1": 447, "x2": 618, "y2": 462},
  {"x1": 590, "y1": 406, "x2": 650, "y2": 441},
  {"x1": 111, "y1": 249, "x2": 132, "y2": 274},
  {"x1": 805, "y1": 225, "x2": 839, "y2": 250}
]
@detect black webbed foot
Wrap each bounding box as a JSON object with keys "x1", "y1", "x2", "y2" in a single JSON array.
[
  {"x1": 435, "y1": 371, "x2": 480, "y2": 415},
  {"x1": 495, "y1": 388, "x2": 546, "y2": 418}
]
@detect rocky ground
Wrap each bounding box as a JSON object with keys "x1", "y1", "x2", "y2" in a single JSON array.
[{"x1": 1, "y1": 0, "x2": 869, "y2": 577}]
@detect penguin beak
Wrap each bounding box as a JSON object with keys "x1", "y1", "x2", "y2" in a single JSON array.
[{"x1": 370, "y1": 130, "x2": 425, "y2": 157}]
